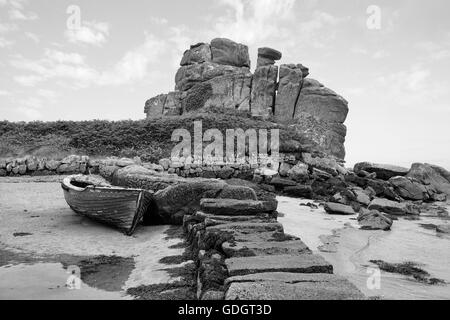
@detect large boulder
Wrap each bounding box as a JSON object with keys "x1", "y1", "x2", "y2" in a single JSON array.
[
  {"x1": 153, "y1": 180, "x2": 258, "y2": 224},
  {"x1": 407, "y1": 163, "x2": 450, "y2": 195},
  {"x1": 427, "y1": 164, "x2": 450, "y2": 183},
  {"x1": 324, "y1": 202, "x2": 356, "y2": 215},
  {"x1": 250, "y1": 65, "x2": 278, "y2": 118},
  {"x1": 210, "y1": 38, "x2": 250, "y2": 68},
  {"x1": 293, "y1": 115, "x2": 347, "y2": 160},
  {"x1": 175, "y1": 62, "x2": 250, "y2": 92},
  {"x1": 180, "y1": 42, "x2": 212, "y2": 66},
  {"x1": 144, "y1": 94, "x2": 166, "y2": 118},
  {"x1": 144, "y1": 92, "x2": 182, "y2": 118},
  {"x1": 358, "y1": 210, "x2": 393, "y2": 231},
  {"x1": 302, "y1": 153, "x2": 347, "y2": 176},
  {"x1": 436, "y1": 224, "x2": 450, "y2": 234},
  {"x1": 208, "y1": 72, "x2": 252, "y2": 111},
  {"x1": 287, "y1": 162, "x2": 309, "y2": 182},
  {"x1": 295, "y1": 79, "x2": 348, "y2": 124},
  {"x1": 368, "y1": 198, "x2": 420, "y2": 215},
  {"x1": 112, "y1": 165, "x2": 184, "y2": 191},
  {"x1": 293, "y1": 79, "x2": 349, "y2": 159},
  {"x1": 274, "y1": 64, "x2": 303, "y2": 123},
  {"x1": 389, "y1": 176, "x2": 431, "y2": 201},
  {"x1": 256, "y1": 47, "x2": 282, "y2": 67},
  {"x1": 354, "y1": 162, "x2": 409, "y2": 180},
  {"x1": 183, "y1": 72, "x2": 252, "y2": 112}
]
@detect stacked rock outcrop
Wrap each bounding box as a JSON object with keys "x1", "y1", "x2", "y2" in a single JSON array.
[{"x1": 144, "y1": 38, "x2": 349, "y2": 159}]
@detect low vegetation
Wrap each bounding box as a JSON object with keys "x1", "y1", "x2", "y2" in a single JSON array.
[{"x1": 0, "y1": 108, "x2": 320, "y2": 162}]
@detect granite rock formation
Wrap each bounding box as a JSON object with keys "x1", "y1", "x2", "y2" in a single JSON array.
[{"x1": 144, "y1": 38, "x2": 349, "y2": 159}]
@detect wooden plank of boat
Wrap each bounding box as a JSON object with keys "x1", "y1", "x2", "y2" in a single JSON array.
[{"x1": 61, "y1": 175, "x2": 154, "y2": 235}]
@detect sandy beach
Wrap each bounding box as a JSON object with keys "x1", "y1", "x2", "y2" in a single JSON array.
[
  {"x1": 0, "y1": 177, "x2": 189, "y2": 300},
  {"x1": 278, "y1": 196, "x2": 450, "y2": 300}
]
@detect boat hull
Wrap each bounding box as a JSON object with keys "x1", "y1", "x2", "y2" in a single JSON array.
[{"x1": 62, "y1": 176, "x2": 153, "y2": 235}]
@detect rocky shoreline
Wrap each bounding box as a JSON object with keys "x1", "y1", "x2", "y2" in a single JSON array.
[{"x1": 2, "y1": 154, "x2": 449, "y2": 299}]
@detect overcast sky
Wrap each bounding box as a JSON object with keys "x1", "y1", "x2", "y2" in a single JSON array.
[{"x1": 0, "y1": 0, "x2": 449, "y2": 168}]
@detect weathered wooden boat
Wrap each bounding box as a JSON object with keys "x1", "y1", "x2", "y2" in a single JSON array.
[{"x1": 61, "y1": 175, "x2": 154, "y2": 235}]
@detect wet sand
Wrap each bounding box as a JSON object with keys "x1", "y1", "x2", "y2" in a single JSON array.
[
  {"x1": 0, "y1": 178, "x2": 186, "y2": 299},
  {"x1": 277, "y1": 196, "x2": 450, "y2": 300}
]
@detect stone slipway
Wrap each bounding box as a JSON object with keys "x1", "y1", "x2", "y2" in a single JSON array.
[
  {"x1": 183, "y1": 198, "x2": 365, "y2": 300},
  {"x1": 226, "y1": 254, "x2": 333, "y2": 276},
  {"x1": 225, "y1": 273, "x2": 365, "y2": 300}
]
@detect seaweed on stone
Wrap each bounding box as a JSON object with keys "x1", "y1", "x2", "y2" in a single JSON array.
[{"x1": 370, "y1": 260, "x2": 445, "y2": 285}]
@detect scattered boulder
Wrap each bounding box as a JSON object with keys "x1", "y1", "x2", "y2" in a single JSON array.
[
  {"x1": 354, "y1": 162, "x2": 409, "y2": 180},
  {"x1": 302, "y1": 153, "x2": 347, "y2": 176},
  {"x1": 287, "y1": 162, "x2": 309, "y2": 182},
  {"x1": 427, "y1": 164, "x2": 450, "y2": 183},
  {"x1": 324, "y1": 202, "x2": 356, "y2": 215},
  {"x1": 368, "y1": 198, "x2": 420, "y2": 215},
  {"x1": 407, "y1": 163, "x2": 450, "y2": 195},
  {"x1": 210, "y1": 38, "x2": 250, "y2": 68},
  {"x1": 436, "y1": 224, "x2": 450, "y2": 234},
  {"x1": 153, "y1": 180, "x2": 260, "y2": 224},
  {"x1": 278, "y1": 162, "x2": 293, "y2": 177},
  {"x1": 389, "y1": 176, "x2": 430, "y2": 201},
  {"x1": 283, "y1": 185, "x2": 313, "y2": 198},
  {"x1": 256, "y1": 47, "x2": 282, "y2": 67},
  {"x1": 358, "y1": 210, "x2": 393, "y2": 230},
  {"x1": 180, "y1": 42, "x2": 212, "y2": 66},
  {"x1": 269, "y1": 177, "x2": 298, "y2": 188},
  {"x1": 112, "y1": 165, "x2": 183, "y2": 190},
  {"x1": 351, "y1": 188, "x2": 371, "y2": 206}
]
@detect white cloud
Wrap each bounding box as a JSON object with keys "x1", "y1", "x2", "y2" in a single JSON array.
[
  {"x1": 25, "y1": 31, "x2": 40, "y2": 43},
  {"x1": 0, "y1": 22, "x2": 18, "y2": 33},
  {"x1": 8, "y1": 8, "x2": 38, "y2": 20},
  {"x1": 44, "y1": 49, "x2": 85, "y2": 65},
  {"x1": 374, "y1": 65, "x2": 447, "y2": 107},
  {"x1": 17, "y1": 106, "x2": 42, "y2": 119},
  {"x1": 97, "y1": 34, "x2": 166, "y2": 85},
  {"x1": 65, "y1": 21, "x2": 110, "y2": 46},
  {"x1": 415, "y1": 40, "x2": 450, "y2": 61},
  {"x1": 14, "y1": 95, "x2": 44, "y2": 120},
  {"x1": 0, "y1": 90, "x2": 11, "y2": 96},
  {"x1": 372, "y1": 50, "x2": 390, "y2": 59},
  {"x1": 37, "y1": 89, "x2": 58, "y2": 102},
  {"x1": 150, "y1": 17, "x2": 169, "y2": 25},
  {"x1": 0, "y1": 36, "x2": 14, "y2": 48},
  {"x1": 212, "y1": 0, "x2": 296, "y2": 44},
  {"x1": 295, "y1": 10, "x2": 345, "y2": 49},
  {"x1": 14, "y1": 75, "x2": 45, "y2": 87},
  {"x1": 10, "y1": 34, "x2": 166, "y2": 88}
]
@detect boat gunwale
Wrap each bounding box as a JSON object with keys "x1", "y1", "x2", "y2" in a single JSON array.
[{"x1": 62, "y1": 176, "x2": 146, "y2": 193}]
